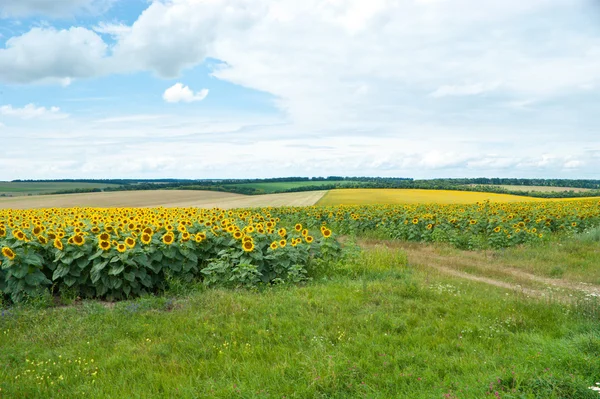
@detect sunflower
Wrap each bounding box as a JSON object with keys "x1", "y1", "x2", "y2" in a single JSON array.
[
  {"x1": 195, "y1": 232, "x2": 207, "y2": 243},
  {"x1": 294, "y1": 224, "x2": 302, "y2": 232},
  {"x1": 305, "y1": 236, "x2": 314, "y2": 244},
  {"x1": 1, "y1": 247, "x2": 15, "y2": 261},
  {"x1": 469, "y1": 220, "x2": 477, "y2": 225},
  {"x1": 426, "y1": 224, "x2": 433, "y2": 230},
  {"x1": 278, "y1": 228, "x2": 287, "y2": 237},
  {"x1": 412, "y1": 218, "x2": 419, "y2": 225},
  {"x1": 162, "y1": 233, "x2": 175, "y2": 245},
  {"x1": 301, "y1": 229, "x2": 308, "y2": 237},
  {"x1": 270, "y1": 241, "x2": 278, "y2": 250},
  {"x1": 98, "y1": 232, "x2": 111, "y2": 241},
  {"x1": 141, "y1": 233, "x2": 152, "y2": 245},
  {"x1": 571, "y1": 222, "x2": 577, "y2": 227},
  {"x1": 54, "y1": 239, "x2": 64, "y2": 251},
  {"x1": 233, "y1": 231, "x2": 243, "y2": 240},
  {"x1": 242, "y1": 240, "x2": 255, "y2": 252},
  {"x1": 73, "y1": 235, "x2": 85, "y2": 246},
  {"x1": 0, "y1": 228, "x2": 5, "y2": 237},
  {"x1": 181, "y1": 232, "x2": 191, "y2": 242},
  {"x1": 493, "y1": 226, "x2": 502, "y2": 233},
  {"x1": 143, "y1": 227, "x2": 153, "y2": 235},
  {"x1": 91, "y1": 226, "x2": 100, "y2": 234},
  {"x1": 99, "y1": 240, "x2": 111, "y2": 251},
  {"x1": 117, "y1": 243, "x2": 127, "y2": 253},
  {"x1": 279, "y1": 239, "x2": 287, "y2": 248},
  {"x1": 125, "y1": 237, "x2": 136, "y2": 248},
  {"x1": 322, "y1": 229, "x2": 332, "y2": 238},
  {"x1": 37, "y1": 235, "x2": 48, "y2": 245}
]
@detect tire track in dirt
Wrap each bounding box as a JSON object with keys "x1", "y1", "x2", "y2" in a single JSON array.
[{"x1": 355, "y1": 239, "x2": 600, "y2": 300}]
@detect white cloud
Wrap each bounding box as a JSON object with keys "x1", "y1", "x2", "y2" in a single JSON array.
[
  {"x1": 430, "y1": 82, "x2": 500, "y2": 98},
  {"x1": 0, "y1": 0, "x2": 114, "y2": 18},
  {"x1": 0, "y1": 27, "x2": 108, "y2": 84},
  {"x1": 0, "y1": 0, "x2": 599, "y2": 179},
  {"x1": 163, "y1": 83, "x2": 209, "y2": 103},
  {"x1": 0, "y1": 104, "x2": 69, "y2": 120}
]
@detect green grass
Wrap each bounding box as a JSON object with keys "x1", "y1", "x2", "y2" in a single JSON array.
[
  {"x1": 490, "y1": 231, "x2": 600, "y2": 284},
  {"x1": 0, "y1": 182, "x2": 119, "y2": 196},
  {"x1": 226, "y1": 181, "x2": 356, "y2": 194},
  {"x1": 1, "y1": 246, "x2": 599, "y2": 398}
]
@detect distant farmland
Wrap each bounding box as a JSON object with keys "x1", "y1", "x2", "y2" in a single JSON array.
[
  {"x1": 466, "y1": 184, "x2": 592, "y2": 193},
  {"x1": 225, "y1": 180, "x2": 356, "y2": 193},
  {"x1": 0, "y1": 190, "x2": 327, "y2": 209},
  {"x1": 0, "y1": 182, "x2": 119, "y2": 196}
]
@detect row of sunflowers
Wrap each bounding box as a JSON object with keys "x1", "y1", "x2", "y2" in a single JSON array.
[{"x1": 0, "y1": 207, "x2": 340, "y2": 302}]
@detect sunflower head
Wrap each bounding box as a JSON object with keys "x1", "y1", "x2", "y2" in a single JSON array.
[
  {"x1": 162, "y1": 233, "x2": 175, "y2": 245},
  {"x1": 270, "y1": 241, "x2": 278, "y2": 250},
  {"x1": 242, "y1": 240, "x2": 255, "y2": 252},
  {"x1": 99, "y1": 232, "x2": 111, "y2": 241},
  {"x1": 73, "y1": 235, "x2": 85, "y2": 246},
  {"x1": 37, "y1": 235, "x2": 48, "y2": 245},
  {"x1": 278, "y1": 228, "x2": 287, "y2": 237},
  {"x1": 54, "y1": 239, "x2": 64, "y2": 251},
  {"x1": 1, "y1": 247, "x2": 16, "y2": 261},
  {"x1": 294, "y1": 224, "x2": 302, "y2": 232},
  {"x1": 117, "y1": 243, "x2": 127, "y2": 253},
  {"x1": 99, "y1": 240, "x2": 111, "y2": 251},
  {"x1": 141, "y1": 233, "x2": 152, "y2": 245},
  {"x1": 279, "y1": 239, "x2": 287, "y2": 248},
  {"x1": 322, "y1": 229, "x2": 332, "y2": 238},
  {"x1": 125, "y1": 237, "x2": 136, "y2": 248},
  {"x1": 305, "y1": 236, "x2": 314, "y2": 244}
]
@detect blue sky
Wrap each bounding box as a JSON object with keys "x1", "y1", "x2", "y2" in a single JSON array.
[{"x1": 0, "y1": 0, "x2": 599, "y2": 180}]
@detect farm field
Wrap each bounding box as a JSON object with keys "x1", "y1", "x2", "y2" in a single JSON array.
[
  {"x1": 0, "y1": 182, "x2": 120, "y2": 196},
  {"x1": 225, "y1": 180, "x2": 357, "y2": 193},
  {"x1": 467, "y1": 184, "x2": 593, "y2": 192},
  {"x1": 317, "y1": 188, "x2": 548, "y2": 205},
  {"x1": 1, "y1": 193, "x2": 600, "y2": 397},
  {"x1": 0, "y1": 190, "x2": 327, "y2": 210}
]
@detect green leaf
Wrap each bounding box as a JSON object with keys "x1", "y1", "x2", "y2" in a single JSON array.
[
  {"x1": 63, "y1": 276, "x2": 77, "y2": 287},
  {"x1": 52, "y1": 264, "x2": 71, "y2": 280},
  {"x1": 23, "y1": 253, "x2": 43, "y2": 267},
  {"x1": 25, "y1": 270, "x2": 50, "y2": 286},
  {"x1": 108, "y1": 264, "x2": 125, "y2": 276},
  {"x1": 12, "y1": 264, "x2": 29, "y2": 279},
  {"x1": 89, "y1": 249, "x2": 104, "y2": 261},
  {"x1": 123, "y1": 272, "x2": 135, "y2": 282}
]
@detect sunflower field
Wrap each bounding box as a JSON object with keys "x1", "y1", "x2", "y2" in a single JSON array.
[
  {"x1": 267, "y1": 199, "x2": 600, "y2": 250},
  {"x1": 0, "y1": 207, "x2": 340, "y2": 303}
]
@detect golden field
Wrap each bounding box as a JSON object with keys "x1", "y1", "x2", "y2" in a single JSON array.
[{"x1": 316, "y1": 188, "x2": 600, "y2": 206}]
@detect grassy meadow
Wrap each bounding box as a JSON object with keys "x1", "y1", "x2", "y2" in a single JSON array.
[
  {"x1": 1, "y1": 189, "x2": 600, "y2": 398},
  {"x1": 1, "y1": 245, "x2": 599, "y2": 398}
]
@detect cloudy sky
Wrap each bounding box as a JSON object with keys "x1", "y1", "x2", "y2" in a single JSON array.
[{"x1": 0, "y1": 0, "x2": 599, "y2": 180}]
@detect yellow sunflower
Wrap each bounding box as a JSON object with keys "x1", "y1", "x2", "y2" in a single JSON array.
[
  {"x1": 242, "y1": 240, "x2": 255, "y2": 252},
  {"x1": 1, "y1": 247, "x2": 16, "y2": 261},
  {"x1": 54, "y1": 239, "x2": 64, "y2": 251},
  {"x1": 162, "y1": 233, "x2": 175, "y2": 245},
  {"x1": 99, "y1": 240, "x2": 111, "y2": 251}
]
